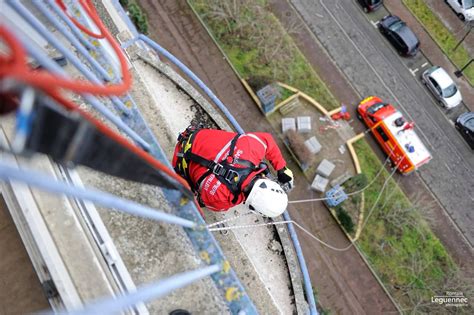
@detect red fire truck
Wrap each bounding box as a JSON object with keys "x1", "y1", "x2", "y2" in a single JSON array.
[{"x1": 357, "y1": 96, "x2": 432, "y2": 174}]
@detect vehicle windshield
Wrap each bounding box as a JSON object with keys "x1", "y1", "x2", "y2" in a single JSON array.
[
  {"x1": 367, "y1": 102, "x2": 388, "y2": 115},
  {"x1": 389, "y1": 21, "x2": 405, "y2": 32},
  {"x1": 465, "y1": 0, "x2": 473, "y2": 9},
  {"x1": 442, "y1": 84, "x2": 458, "y2": 98}
]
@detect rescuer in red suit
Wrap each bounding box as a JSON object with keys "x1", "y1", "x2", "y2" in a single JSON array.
[{"x1": 172, "y1": 126, "x2": 294, "y2": 217}]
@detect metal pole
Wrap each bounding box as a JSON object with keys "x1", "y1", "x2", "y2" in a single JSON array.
[
  {"x1": 0, "y1": 162, "x2": 197, "y2": 229},
  {"x1": 454, "y1": 59, "x2": 474, "y2": 78},
  {"x1": 65, "y1": 264, "x2": 220, "y2": 315},
  {"x1": 31, "y1": 0, "x2": 112, "y2": 81},
  {"x1": 46, "y1": 0, "x2": 96, "y2": 51}
]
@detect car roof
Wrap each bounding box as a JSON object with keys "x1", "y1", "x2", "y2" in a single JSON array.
[
  {"x1": 431, "y1": 67, "x2": 455, "y2": 89},
  {"x1": 396, "y1": 25, "x2": 419, "y2": 49},
  {"x1": 458, "y1": 112, "x2": 474, "y2": 131}
]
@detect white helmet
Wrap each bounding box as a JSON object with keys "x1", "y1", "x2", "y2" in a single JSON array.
[{"x1": 245, "y1": 178, "x2": 288, "y2": 217}]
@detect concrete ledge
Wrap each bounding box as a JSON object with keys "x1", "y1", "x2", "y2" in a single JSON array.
[{"x1": 137, "y1": 51, "x2": 232, "y2": 131}]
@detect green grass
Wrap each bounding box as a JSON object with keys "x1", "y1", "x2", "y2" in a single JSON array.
[
  {"x1": 354, "y1": 140, "x2": 457, "y2": 312},
  {"x1": 403, "y1": 0, "x2": 474, "y2": 85},
  {"x1": 189, "y1": 0, "x2": 339, "y2": 109}
]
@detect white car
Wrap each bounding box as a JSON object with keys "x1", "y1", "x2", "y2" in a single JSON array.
[
  {"x1": 446, "y1": 0, "x2": 474, "y2": 21},
  {"x1": 421, "y1": 66, "x2": 463, "y2": 109}
]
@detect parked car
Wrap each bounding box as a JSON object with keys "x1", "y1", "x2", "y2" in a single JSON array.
[
  {"x1": 379, "y1": 15, "x2": 420, "y2": 57},
  {"x1": 421, "y1": 66, "x2": 463, "y2": 109},
  {"x1": 357, "y1": 0, "x2": 383, "y2": 13},
  {"x1": 455, "y1": 112, "x2": 474, "y2": 149},
  {"x1": 446, "y1": 0, "x2": 474, "y2": 21}
]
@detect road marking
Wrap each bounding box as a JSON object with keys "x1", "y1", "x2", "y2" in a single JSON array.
[
  {"x1": 444, "y1": 162, "x2": 453, "y2": 173},
  {"x1": 409, "y1": 68, "x2": 419, "y2": 76},
  {"x1": 421, "y1": 62, "x2": 429, "y2": 68},
  {"x1": 370, "y1": 20, "x2": 379, "y2": 28}
]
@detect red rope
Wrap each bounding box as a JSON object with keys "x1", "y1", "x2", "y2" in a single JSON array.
[
  {"x1": 55, "y1": 0, "x2": 105, "y2": 38},
  {"x1": 0, "y1": 2, "x2": 203, "y2": 213},
  {"x1": 0, "y1": 1, "x2": 130, "y2": 96}
]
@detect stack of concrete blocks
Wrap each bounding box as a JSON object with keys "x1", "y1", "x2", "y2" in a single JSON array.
[
  {"x1": 257, "y1": 84, "x2": 279, "y2": 114},
  {"x1": 311, "y1": 159, "x2": 336, "y2": 192},
  {"x1": 296, "y1": 116, "x2": 311, "y2": 133},
  {"x1": 317, "y1": 159, "x2": 336, "y2": 178},
  {"x1": 304, "y1": 136, "x2": 321, "y2": 154},
  {"x1": 311, "y1": 175, "x2": 329, "y2": 193},
  {"x1": 281, "y1": 117, "x2": 296, "y2": 133}
]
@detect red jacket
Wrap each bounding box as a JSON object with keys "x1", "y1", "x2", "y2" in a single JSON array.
[{"x1": 172, "y1": 129, "x2": 286, "y2": 211}]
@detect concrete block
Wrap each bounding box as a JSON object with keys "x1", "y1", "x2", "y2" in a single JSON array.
[
  {"x1": 304, "y1": 136, "x2": 322, "y2": 154},
  {"x1": 282, "y1": 118, "x2": 296, "y2": 133},
  {"x1": 317, "y1": 159, "x2": 335, "y2": 177},
  {"x1": 311, "y1": 175, "x2": 329, "y2": 192},
  {"x1": 296, "y1": 116, "x2": 311, "y2": 133}
]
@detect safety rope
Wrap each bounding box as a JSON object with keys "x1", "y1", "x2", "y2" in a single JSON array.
[
  {"x1": 206, "y1": 211, "x2": 254, "y2": 228},
  {"x1": 209, "y1": 157, "x2": 401, "y2": 252}
]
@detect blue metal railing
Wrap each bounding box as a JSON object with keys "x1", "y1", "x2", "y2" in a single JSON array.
[
  {"x1": 2, "y1": 0, "x2": 317, "y2": 313},
  {"x1": 67, "y1": 264, "x2": 221, "y2": 315},
  {"x1": 0, "y1": 163, "x2": 197, "y2": 229},
  {"x1": 2, "y1": 1, "x2": 257, "y2": 314}
]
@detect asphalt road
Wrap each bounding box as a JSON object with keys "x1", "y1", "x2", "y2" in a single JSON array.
[{"x1": 291, "y1": 0, "x2": 474, "y2": 247}]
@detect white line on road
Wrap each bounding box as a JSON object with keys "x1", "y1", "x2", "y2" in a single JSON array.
[
  {"x1": 444, "y1": 162, "x2": 453, "y2": 173},
  {"x1": 370, "y1": 20, "x2": 379, "y2": 28},
  {"x1": 409, "y1": 68, "x2": 419, "y2": 76},
  {"x1": 421, "y1": 62, "x2": 429, "y2": 68}
]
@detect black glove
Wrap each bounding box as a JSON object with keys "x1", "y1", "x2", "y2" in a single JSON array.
[{"x1": 277, "y1": 166, "x2": 294, "y2": 192}]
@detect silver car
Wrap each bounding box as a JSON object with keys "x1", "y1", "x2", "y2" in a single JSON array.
[{"x1": 421, "y1": 66, "x2": 462, "y2": 109}]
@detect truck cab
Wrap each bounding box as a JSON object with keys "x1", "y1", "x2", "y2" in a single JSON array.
[{"x1": 446, "y1": 0, "x2": 474, "y2": 21}]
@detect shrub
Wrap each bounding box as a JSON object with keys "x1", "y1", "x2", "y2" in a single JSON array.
[
  {"x1": 335, "y1": 206, "x2": 354, "y2": 233},
  {"x1": 285, "y1": 129, "x2": 313, "y2": 166},
  {"x1": 127, "y1": 3, "x2": 148, "y2": 34},
  {"x1": 345, "y1": 173, "x2": 368, "y2": 193},
  {"x1": 247, "y1": 75, "x2": 272, "y2": 92},
  {"x1": 119, "y1": 0, "x2": 129, "y2": 7}
]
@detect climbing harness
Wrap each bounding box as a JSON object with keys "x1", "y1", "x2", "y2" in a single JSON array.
[{"x1": 174, "y1": 128, "x2": 263, "y2": 204}]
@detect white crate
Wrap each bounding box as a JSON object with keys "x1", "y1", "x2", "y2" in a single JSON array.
[
  {"x1": 311, "y1": 174, "x2": 329, "y2": 192},
  {"x1": 297, "y1": 116, "x2": 311, "y2": 133},
  {"x1": 304, "y1": 136, "x2": 322, "y2": 154},
  {"x1": 282, "y1": 117, "x2": 296, "y2": 133},
  {"x1": 317, "y1": 159, "x2": 336, "y2": 177}
]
